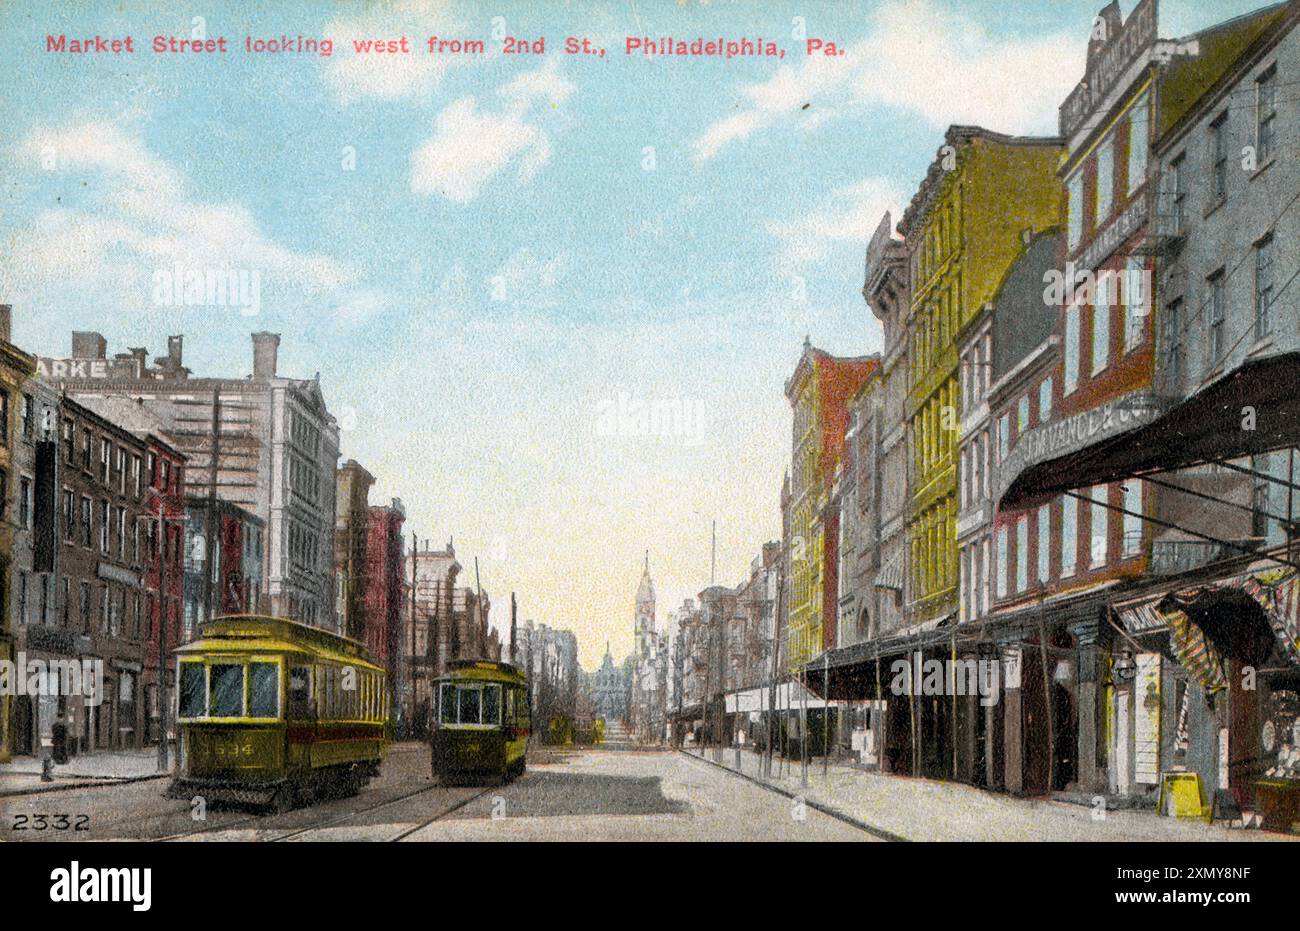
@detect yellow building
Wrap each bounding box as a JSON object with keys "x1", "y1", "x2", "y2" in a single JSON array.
[
  {"x1": 897, "y1": 129, "x2": 1063, "y2": 627},
  {"x1": 0, "y1": 311, "x2": 38, "y2": 763},
  {"x1": 784, "y1": 340, "x2": 879, "y2": 673}
]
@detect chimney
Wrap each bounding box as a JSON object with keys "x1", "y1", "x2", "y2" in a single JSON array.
[
  {"x1": 167, "y1": 335, "x2": 183, "y2": 367},
  {"x1": 252, "y1": 332, "x2": 280, "y2": 381},
  {"x1": 72, "y1": 331, "x2": 107, "y2": 360},
  {"x1": 0, "y1": 305, "x2": 10, "y2": 343}
]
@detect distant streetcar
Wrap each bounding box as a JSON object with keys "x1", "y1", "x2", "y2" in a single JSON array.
[
  {"x1": 168, "y1": 615, "x2": 390, "y2": 812},
  {"x1": 431, "y1": 661, "x2": 530, "y2": 785}
]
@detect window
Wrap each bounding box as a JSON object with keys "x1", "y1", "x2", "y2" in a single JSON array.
[
  {"x1": 98, "y1": 439, "x2": 109, "y2": 483},
  {"x1": 249, "y1": 663, "x2": 280, "y2": 718},
  {"x1": 1092, "y1": 272, "x2": 1111, "y2": 375},
  {"x1": 1124, "y1": 257, "x2": 1147, "y2": 352},
  {"x1": 1090, "y1": 485, "x2": 1109, "y2": 568},
  {"x1": 996, "y1": 525, "x2": 1009, "y2": 599},
  {"x1": 1096, "y1": 135, "x2": 1115, "y2": 222},
  {"x1": 179, "y1": 663, "x2": 207, "y2": 718},
  {"x1": 81, "y1": 431, "x2": 92, "y2": 470},
  {"x1": 62, "y1": 418, "x2": 74, "y2": 459},
  {"x1": 1208, "y1": 270, "x2": 1226, "y2": 366},
  {"x1": 116, "y1": 506, "x2": 126, "y2": 559},
  {"x1": 998, "y1": 414, "x2": 1010, "y2": 462},
  {"x1": 1061, "y1": 495, "x2": 1078, "y2": 577},
  {"x1": 1210, "y1": 112, "x2": 1228, "y2": 201},
  {"x1": 17, "y1": 571, "x2": 27, "y2": 626},
  {"x1": 1128, "y1": 92, "x2": 1149, "y2": 194},
  {"x1": 1016, "y1": 517, "x2": 1029, "y2": 594},
  {"x1": 62, "y1": 489, "x2": 74, "y2": 540},
  {"x1": 99, "y1": 499, "x2": 110, "y2": 552},
  {"x1": 0, "y1": 392, "x2": 8, "y2": 447},
  {"x1": 288, "y1": 667, "x2": 312, "y2": 719},
  {"x1": 1255, "y1": 235, "x2": 1274, "y2": 340},
  {"x1": 209, "y1": 664, "x2": 245, "y2": 718},
  {"x1": 79, "y1": 582, "x2": 90, "y2": 631},
  {"x1": 1039, "y1": 378, "x2": 1053, "y2": 423},
  {"x1": 1038, "y1": 504, "x2": 1051, "y2": 583},
  {"x1": 440, "y1": 684, "x2": 458, "y2": 725},
  {"x1": 20, "y1": 394, "x2": 32, "y2": 439},
  {"x1": 1065, "y1": 305, "x2": 1081, "y2": 393},
  {"x1": 458, "y1": 686, "x2": 482, "y2": 725},
  {"x1": 1017, "y1": 396, "x2": 1030, "y2": 434},
  {"x1": 1068, "y1": 173, "x2": 1084, "y2": 251},
  {"x1": 1122, "y1": 481, "x2": 1143, "y2": 557},
  {"x1": 1257, "y1": 66, "x2": 1277, "y2": 163},
  {"x1": 1169, "y1": 153, "x2": 1187, "y2": 235},
  {"x1": 1165, "y1": 298, "x2": 1184, "y2": 384},
  {"x1": 18, "y1": 476, "x2": 31, "y2": 529},
  {"x1": 482, "y1": 685, "x2": 501, "y2": 726}
]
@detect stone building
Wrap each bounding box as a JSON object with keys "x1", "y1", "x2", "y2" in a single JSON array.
[{"x1": 40, "y1": 330, "x2": 340, "y2": 631}]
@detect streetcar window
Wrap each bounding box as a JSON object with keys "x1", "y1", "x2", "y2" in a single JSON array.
[
  {"x1": 249, "y1": 663, "x2": 279, "y2": 718},
  {"x1": 288, "y1": 666, "x2": 312, "y2": 719},
  {"x1": 179, "y1": 663, "x2": 206, "y2": 718},
  {"x1": 458, "y1": 687, "x2": 481, "y2": 725},
  {"x1": 209, "y1": 664, "x2": 245, "y2": 717},
  {"x1": 440, "y1": 684, "x2": 457, "y2": 724},
  {"x1": 483, "y1": 685, "x2": 501, "y2": 726}
]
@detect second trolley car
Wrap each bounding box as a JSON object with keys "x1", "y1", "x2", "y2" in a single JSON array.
[
  {"x1": 168, "y1": 615, "x2": 390, "y2": 812},
  {"x1": 431, "y1": 660, "x2": 529, "y2": 785}
]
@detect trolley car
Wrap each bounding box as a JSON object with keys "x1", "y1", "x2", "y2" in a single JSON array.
[
  {"x1": 168, "y1": 615, "x2": 390, "y2": 812},
  {"x1": 431, "y1": 661, "x2": 529, "y2": 785}
]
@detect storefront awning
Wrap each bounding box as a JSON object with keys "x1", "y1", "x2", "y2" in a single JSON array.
[
  {"x1": 874, "y1": 552, "x2": 904, "y2": 591},
  {"x1": 1114, "y1": 593, "x2": 1171, "y2": 634},
  {"x1": 1001, "y1": 351, "x2": 1300, "y2": 510}
]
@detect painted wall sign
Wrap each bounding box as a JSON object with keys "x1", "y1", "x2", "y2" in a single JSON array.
[{"x1": 1060, "y1": 0, "x2": 1158, "y2": 138}]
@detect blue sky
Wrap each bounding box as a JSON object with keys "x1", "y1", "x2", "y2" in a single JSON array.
[{"x1": 0, "y1": 0, "x2": 1265, "y2": 666}]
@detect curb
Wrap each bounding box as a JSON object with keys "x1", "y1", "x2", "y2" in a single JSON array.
[
  {"x1": 0, "y1": 772, "x2": 171, "y2": 799},
  {"x1": 678, "y1": 749, "x2": 908, "y2": 842}
]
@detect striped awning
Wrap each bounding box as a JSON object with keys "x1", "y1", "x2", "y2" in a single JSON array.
[
  {"x1": 1165, "y1": 605, "x2": 1229, "y2": 694},
  {"x1": 1239, "y1": 566, "x2": 1300, "y2": 665},
  {"x1": 874, "y1": 552, "x2": 904, "y2": 591},
  {"x1": 1114, "y1": 596, "x2": 1169, "y2": 634}
]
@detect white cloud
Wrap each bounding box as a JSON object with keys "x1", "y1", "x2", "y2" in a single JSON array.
[
  {"x1": 2, "y1": 121, "x2": 360, "y2": 319},
  {"x1": 410, "y1": 62, "x2": 574, "y2": 203},
  {"x1": 853, "y1": 0, "x2": 1078, "y2": 132},
  {"x1": 321, "y1": 1, "x2": 475, "y2": 104},
  {"x1": 692, "y1": 0, "x2": 1080, "y2": 160},
  {"x1": 766, "y1": 177, "x2": 905, "y2": 267},
  {"x1": 410, "y1": 97, "x2": 546, "y2": 202}
]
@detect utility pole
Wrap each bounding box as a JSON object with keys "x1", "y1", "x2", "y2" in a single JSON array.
[
  {"x1": 510, "y1": 592, "x2": 518, "y2": 666},
  {"x1": 201, "y1": 389, "x2": 220, "y2": 623},
  {"x1": 474, "y1": 557, "x2": 484, "y2": 661},
  {"x1": 766, "y1": 566, "x2": 784, "y2": 779},
  {"x1": 157, "y1": 511, "x2": 171, "y2": 772},
  {"x1": 409, "y1": 533, "x2": 418, "y2": 737}
]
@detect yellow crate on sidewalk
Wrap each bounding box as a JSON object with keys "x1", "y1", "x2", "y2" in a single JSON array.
[{"x1": 1157, "y1": 773, "x2": 1211, "y2": 822}]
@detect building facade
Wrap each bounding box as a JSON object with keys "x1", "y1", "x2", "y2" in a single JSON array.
[
  {"x1": 41, "y1": 330, "x2": 340, "y2": 631},
  {"x1": 898, "y1": 127, "x2": 1065, "y2": 635},
  {"x1": 335, "y1": 460, "x2": 375, "y2": 642},
  {"x1": 784, "y1": 341, "x2": 879, "y2": 673}
]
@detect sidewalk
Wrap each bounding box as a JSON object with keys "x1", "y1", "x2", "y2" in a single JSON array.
[
  {"x1": 0, "y1": 747, "x2": 173, "y2": 798},
  {"x1": 683, "y1": 747, "x2": 1298, "y2": 842}
]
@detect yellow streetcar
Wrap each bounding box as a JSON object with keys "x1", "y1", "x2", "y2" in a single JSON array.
[
  {"x1": 168, "y1": 615, "x2": 390, "y2": 812},
  {"x1": 431, "y1": 661, "x2": 530, "y2": 785}
]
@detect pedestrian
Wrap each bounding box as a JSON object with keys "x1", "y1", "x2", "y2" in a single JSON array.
[{"x1": 52, "y1": 708, "x2": 71, "y2": 765}]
